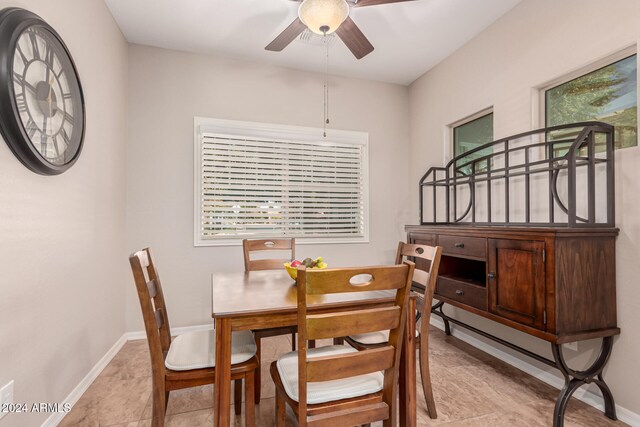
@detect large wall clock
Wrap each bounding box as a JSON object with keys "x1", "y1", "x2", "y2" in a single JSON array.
[{"x1": 0, "y1": 8, "x2": 85, "y2": 175}]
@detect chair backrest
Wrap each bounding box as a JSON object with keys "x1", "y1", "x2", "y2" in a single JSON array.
[
  {"x1": 295, "y1": 262, "x2": 415, "y2": 424},
  {"x1": 242, "y1": 238, "x2": 295, "y2": 271},
  {"x1": 129, "y1": 248, "x2": 172, "y2": 377},
  {"x1": 395, "y1": 242, "x2": 443, "y2": 318}
]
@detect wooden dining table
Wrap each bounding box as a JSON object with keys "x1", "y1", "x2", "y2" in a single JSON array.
[{"x1": 211, "y1": 269, "x2": 417, "y2": 427}]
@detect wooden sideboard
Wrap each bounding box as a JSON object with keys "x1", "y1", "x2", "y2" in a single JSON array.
[
  {"x1": 406, "y1": 225, "x2": 619, "y2": 343},
  {"x1": 406, "y1": 224, "x2": 620, "y2": 426}
]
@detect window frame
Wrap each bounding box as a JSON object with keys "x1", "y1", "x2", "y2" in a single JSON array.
[
  {"x1": 451, "y1": 109, "x2": 495, "y2": 159},
  {"x1": 538, "y1": 45, "x2": 637, "y2": 149},
  {"x1": 193, "y1": 117, "x2": 370, "y2": 247},
  {"x1": 446, "y1": 108, "x2": 494, "y2": 175}
]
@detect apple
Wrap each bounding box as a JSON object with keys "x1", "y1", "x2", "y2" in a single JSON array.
[{"x1": 290, "y1": 260, "x2": 302, "y2": 268}]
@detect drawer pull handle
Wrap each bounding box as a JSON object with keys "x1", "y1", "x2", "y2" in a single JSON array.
[
  {"x1": 454, "y1": 243, "x2": 465, "y2": 248},
  {"x1": 455, "y1": 290, "x2": 464, "y2": 296},
  {"x1": 488, "y1": 272, "x2": 495, "y2": 280}
]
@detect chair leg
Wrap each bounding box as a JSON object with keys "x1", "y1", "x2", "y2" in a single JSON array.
[
  {"x1": 291, "y1": 332, "x2": 296, "y2": 351},
  {"x1": 254, "y1": 337, "x2": 262, "y2": 404},
  {"x1": 164, "y1": 391, "x2": 170, "y2": 414},
  {"x1": 234, "y1": 379, "x2": 242, "y2": 415},
  {"x1": 245, "y1": 370, "x2": 255, "y2": 427},
  {"x1": 419, "y1": 324, "x2": 437, "y2": 419},
  {"x1": 275, "y1": 389, "x2": 286, "y2": 427},
  {"x1": 333, "y1": 337, "x2": 344, "y2": 345},
  {"x1": 309, "y1": 339, "x2": 316, "y2": 349},
  {"x1": 151, "y1": 381, "x2": 166, "y2": 427}
]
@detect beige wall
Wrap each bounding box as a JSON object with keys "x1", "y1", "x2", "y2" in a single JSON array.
[
  {"x1": 409, "y1": 0, "x2": 640, "y2": 415},
  {"x1": 0, "y1": 1, "x2": 128, "y2": 426},
  {"x1": 126, "y1": 45, "x2": 411, "y2": 330}
]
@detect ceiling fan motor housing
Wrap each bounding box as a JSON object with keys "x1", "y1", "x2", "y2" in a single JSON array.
[{"x1": 298, "y1": 0, "x2": 349, "y2": 35}]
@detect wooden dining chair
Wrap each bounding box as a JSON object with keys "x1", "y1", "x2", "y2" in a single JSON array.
[
  {"x1": 345, "y1": 242, "x2": 443, "y2": 419},
  {"x1": 130, "y1": 248, "x2": 259, "y2": 427},
  {"x1": 242, "y1": 238, "x2": 299, "y2": 404},
  {"x1": 243, "y1": 238, "x2": 296, "y2": 272},
  {"x1": 270, "y1": 262, "x2": 415, "y2": 427}
]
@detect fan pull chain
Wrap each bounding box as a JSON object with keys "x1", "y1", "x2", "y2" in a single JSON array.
[{"x1": 323, "y1": 33, "x2": 330, "y2": 138}]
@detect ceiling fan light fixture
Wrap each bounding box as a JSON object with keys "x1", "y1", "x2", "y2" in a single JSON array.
[{"x1": 298, "y1": 0, "x2": 349, "y2": 35}]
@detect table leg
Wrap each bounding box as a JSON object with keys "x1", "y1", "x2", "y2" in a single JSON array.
[
  {"x1": 214, "y1": 318, "x2": 232, "y2": 427},
  {"x1": 399, "y1": 297, "x2": 417, "y2": 427}
]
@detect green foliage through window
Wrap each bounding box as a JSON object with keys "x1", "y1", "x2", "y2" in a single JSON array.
[{"x1": 546, "y1": 54, "x2": 637, "y2": 155}]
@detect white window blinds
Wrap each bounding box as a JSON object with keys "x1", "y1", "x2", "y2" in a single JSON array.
[{"x1": 195, "y1": 119, "x2": 368, "y2": 246}]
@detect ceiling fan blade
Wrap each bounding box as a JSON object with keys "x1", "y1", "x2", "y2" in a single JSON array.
[
  {"x1": 335, "y1": 17, "x2": 374, "y2": 59},
  {"x1": 352, "y1": 0, "x2": 416, "y2": 7},
  {"x1": 265, "y1": 18, "x2": 307, "y2": 52}
]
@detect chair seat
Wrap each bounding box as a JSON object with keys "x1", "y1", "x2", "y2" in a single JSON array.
[
  {"x1": 276, "y1": 345, "x2": 384, "y2": 404},
  {"x1": 349, "y1": 328, "x2": 420, "y2": 346},
  {"x1": 165, "y1": 329, "x2": 256, "y2": 371}
]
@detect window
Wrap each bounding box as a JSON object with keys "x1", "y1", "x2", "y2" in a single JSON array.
[
  {"x1": 452, "y1": 112, "x2": 494, "y2": 174},
  {"x1": 545, "y1": 53, "x2": 637, "y2": 153},
  {"x1": 194, "y1": 118, "x2": 369, "y2": 246}
]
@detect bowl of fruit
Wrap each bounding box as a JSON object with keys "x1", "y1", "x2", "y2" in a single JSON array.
[{"x1": 284, "y1": 257, "x2": 328, "y2": 280}]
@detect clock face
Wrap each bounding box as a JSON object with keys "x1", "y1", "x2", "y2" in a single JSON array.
[
  {"x1": 12, "y1": 25, "x2": 83, "y2": 166},
  {"x1": 0, "y1": 8, "x2": 85, "y2": 175}
]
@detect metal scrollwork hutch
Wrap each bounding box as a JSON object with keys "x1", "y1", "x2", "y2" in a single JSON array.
[{"x1": 406, "y1": 122, "x2": 619, "y2": 427}]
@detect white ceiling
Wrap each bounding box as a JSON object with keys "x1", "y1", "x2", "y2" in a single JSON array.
[{"x1": 104, "y1": 0, "x2": 521, "y2": 85}]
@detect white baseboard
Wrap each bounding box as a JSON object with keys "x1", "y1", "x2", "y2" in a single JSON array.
[
  {"x1": 44, "y1": 324, "x2": 213, "y2": 426},
  {"x1": 46, "y1": 321, "x2": 639, "y2": 427},
  {"x1": 429, "y1": 316, "x2": 640, "y2": 426},
  {"x1": 42, "y1": 334, "x2": 128, "y2": 427}
]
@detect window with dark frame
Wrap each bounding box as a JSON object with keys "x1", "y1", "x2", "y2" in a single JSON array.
[{"x1": 453, "y1": 112, "x2": 494, "y2": 174}]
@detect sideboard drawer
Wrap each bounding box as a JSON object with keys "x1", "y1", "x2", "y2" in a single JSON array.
[
  {"x1": 409, "y1": 232, "x2": 436, "y2": 246},
  {"x1": 437, "y1": 276, "x2": 487, "y2": 310},
  {"x1": 438, "y1": 235, "x2": 486, "y2": 259}
]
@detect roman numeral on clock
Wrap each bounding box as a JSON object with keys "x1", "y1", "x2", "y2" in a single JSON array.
[
  {"x1": 60, "y1": 128, "x2": 71, "y2": 146},
  {"x1": 15, "y1": 93, "x2": 27, "y2": 113},
  {"x1": 16, "y1": 44, "x2": 28, "y2": 65},
  {"x1": 28, "y1": 30, "x2": 40, "y2": 60},
  {"x1": 52, "y1": 136, "x2": 60, "y2": 157},
  {"x1": 25, "y1": 118, "x2": 38, "y2": 138},
  {"x1": 44, "y1": 45, "x2": 54, "y2": 67}
]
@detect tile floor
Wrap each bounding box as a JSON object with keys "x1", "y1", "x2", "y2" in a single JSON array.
[{"x1": 59, "y1": 327, "x2": 627, "y2": 426}]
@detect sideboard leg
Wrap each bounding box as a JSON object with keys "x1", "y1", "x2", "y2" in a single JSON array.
[
  {"x1": 593, "y1": 374, "x2": 617, "y2": 420},
  {"x1": 550, "y1": 336, "x2": 617, "y2": 427},
  {"x1": 553, "y1": 378, "x2": 582, "y2": 427},
  {"x1": 431, "y1": 302, "x2": 451, "y2": 335}
]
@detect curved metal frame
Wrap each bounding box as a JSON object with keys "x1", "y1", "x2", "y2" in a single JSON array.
[
  {"x1": 550, "y1": 166, "x2": 588, "y2": 224},
  {"x1": 551, "y1": 336, "x2": 617, "y2": 426},
  {"x1": 419, "y1": 122, "x2": 615, "y2": 227}
]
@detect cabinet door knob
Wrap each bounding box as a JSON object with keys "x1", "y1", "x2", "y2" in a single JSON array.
[
  {"x1": 488, "y1": 272, "x2": 495, "y2": 280},
  {"x1": 454, "y1": 242, "x2": 465, "y2": 248},
  {"x1": 455, "y1": 290, "x2": 464, "y2": 296}
]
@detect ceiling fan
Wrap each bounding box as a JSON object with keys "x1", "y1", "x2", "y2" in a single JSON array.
[{"x1": 265, "y1": 0, "x2": 416, "y2": 59}]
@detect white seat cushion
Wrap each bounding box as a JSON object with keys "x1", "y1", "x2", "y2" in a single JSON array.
[
  {"x1": 276, "y1": 345, "x2": 384, "y2": 404},
  {"x1": 165, "y1": 329, "x2": 256, "y2": 371},
  {"x1": 349, "y1": 329, "x2": 420, "y2": 346}
]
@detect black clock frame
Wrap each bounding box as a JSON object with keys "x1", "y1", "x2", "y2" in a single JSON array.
[{"x1": 0, "y1": 7, "x2": 85, "y2": 175}]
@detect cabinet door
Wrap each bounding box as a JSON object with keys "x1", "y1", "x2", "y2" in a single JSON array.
[{"x1": 488, "y1": 239, "x2": 546, "y2": 330}]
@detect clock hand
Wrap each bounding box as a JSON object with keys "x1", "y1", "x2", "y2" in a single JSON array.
[{"x1": 23, "y1": 81, "x2": 37, "y2": 94}]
